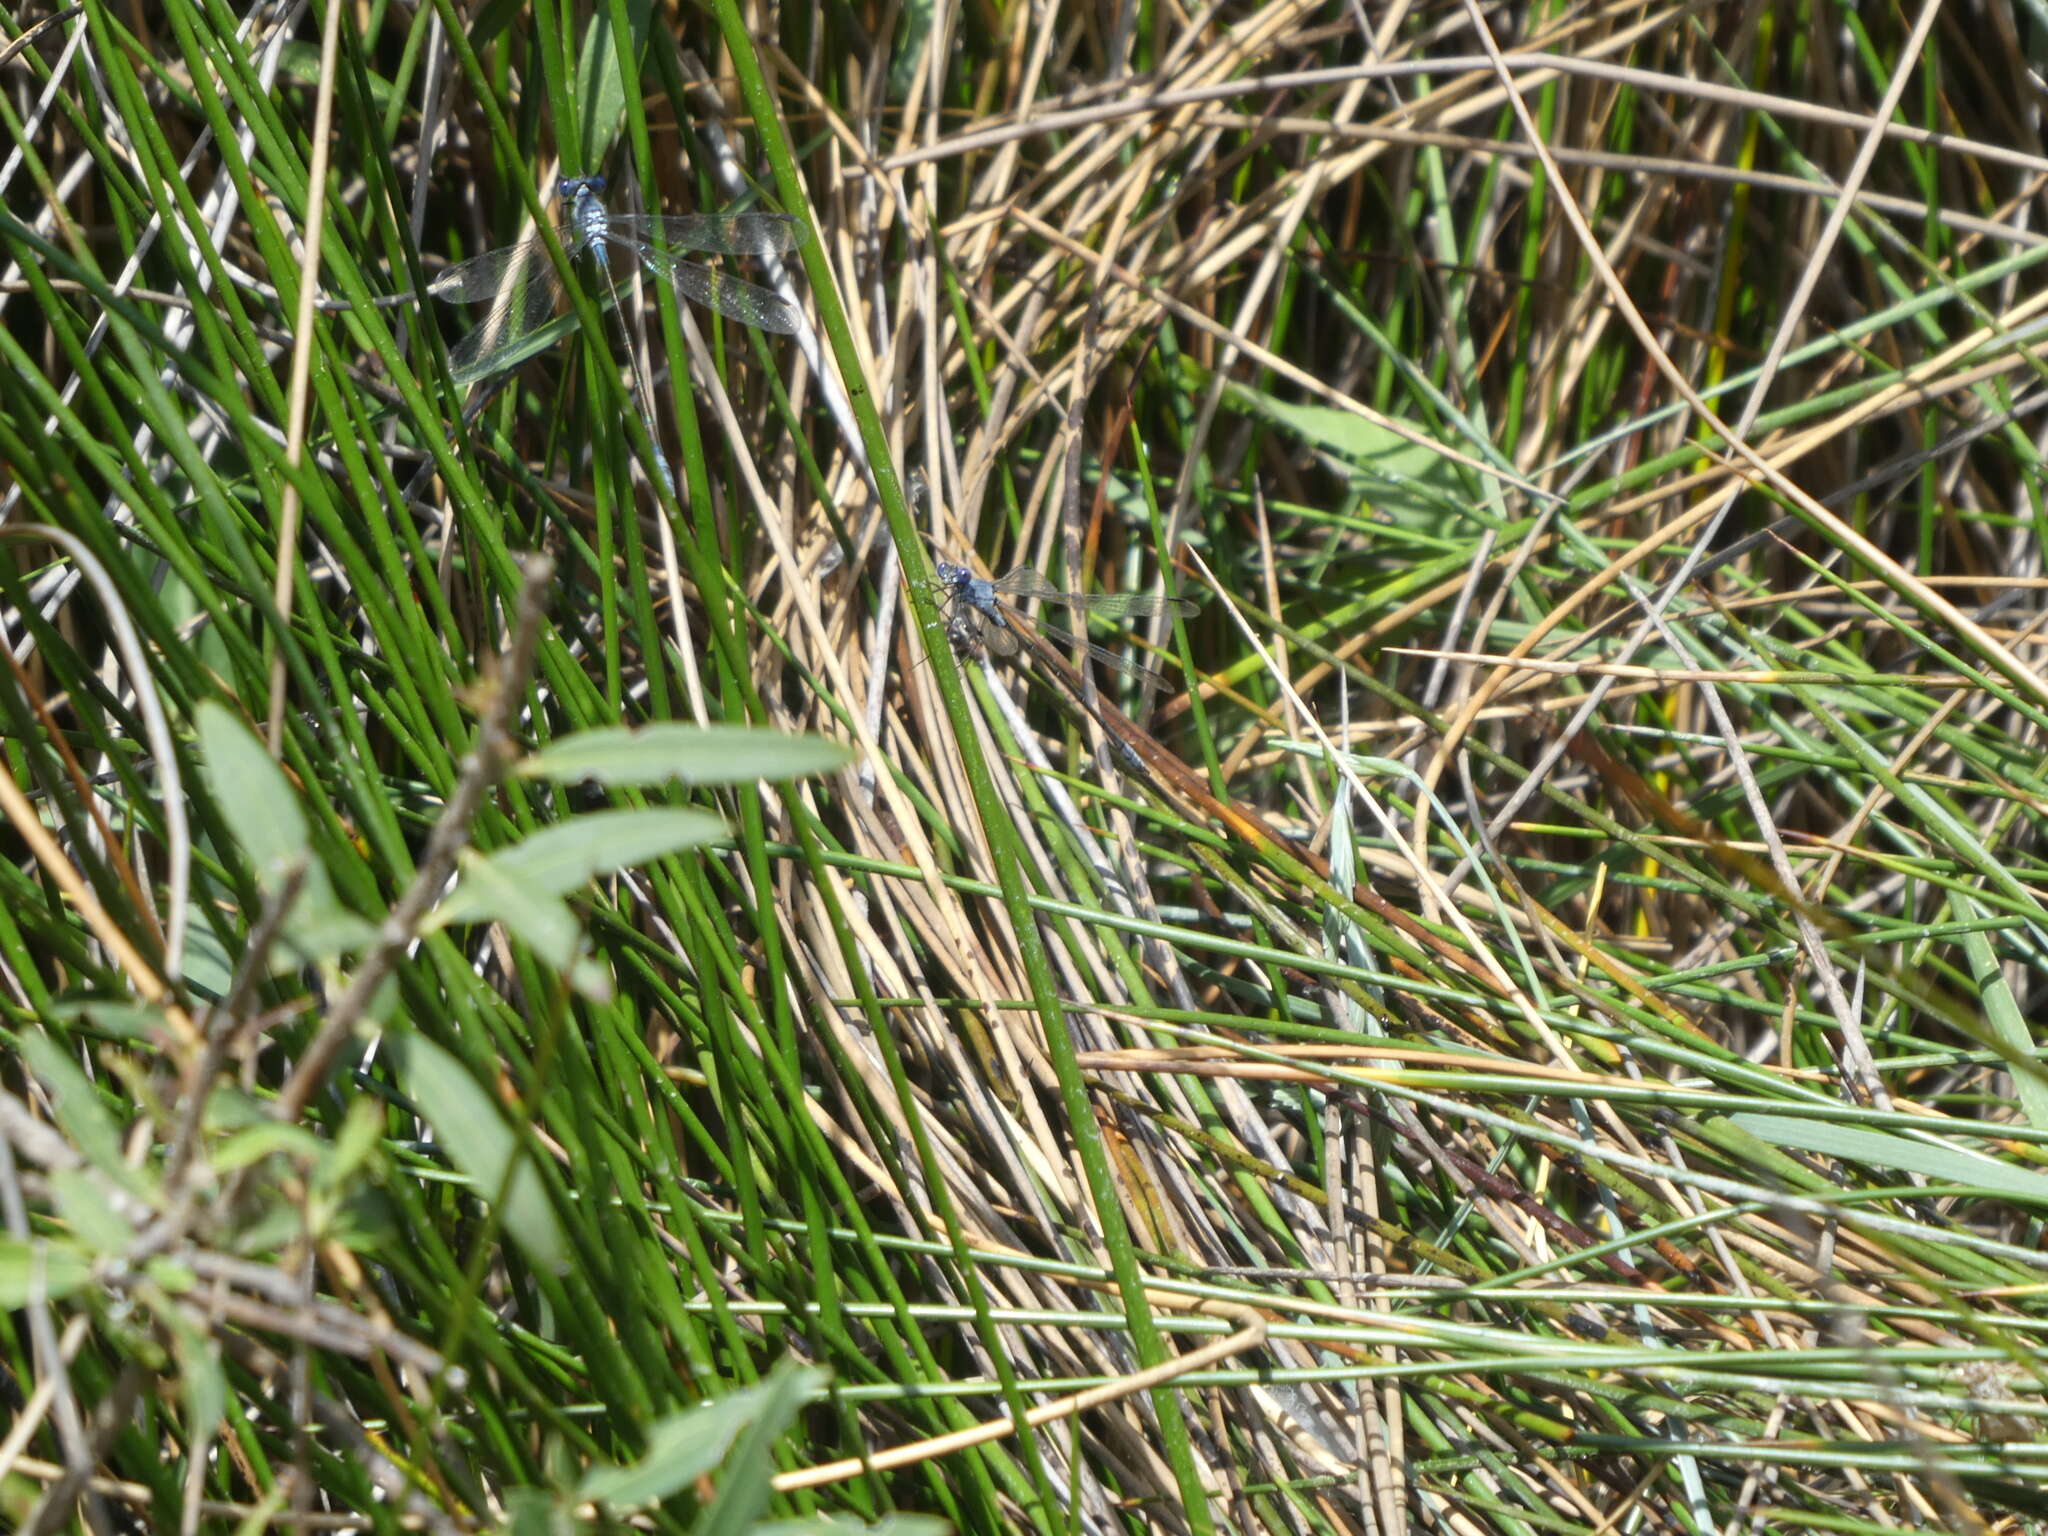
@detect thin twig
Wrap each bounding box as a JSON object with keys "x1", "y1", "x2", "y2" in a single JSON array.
[{"x1": 273, "y1": 554, "x2": 555, "y2": 1122}]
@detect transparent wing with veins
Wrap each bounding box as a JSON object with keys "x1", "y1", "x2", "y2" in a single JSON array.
[
  {"x1": 429, "y1": 207, "x2": 806, "y2": 383},
  {"x1": 986, "y1": 565, "x2": 1195, "y2": 622},
  {"x1": 939, "y1": 562, "x2": 1193, "y2": 683}
]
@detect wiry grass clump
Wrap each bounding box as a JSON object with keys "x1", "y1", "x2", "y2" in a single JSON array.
[{"x1": 3, "y1": 0, "x2": 2048, "y2": 1531}]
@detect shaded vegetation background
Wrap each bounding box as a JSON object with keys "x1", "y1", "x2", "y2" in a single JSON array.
[{"x1": 4, "y1": 0, "x2": 2048, "y2": 1531}]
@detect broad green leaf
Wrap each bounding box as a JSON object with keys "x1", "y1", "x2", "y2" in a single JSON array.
[
  {"x1": 567, "y1": 956, "x2": 614, "y2": 1002},
  {"x1": 214, "y1": 1121, "x2": 327, "y2": 1173},
  {"x1": 693, "y1": 1361, "x2": 830, "y2": 1534},
  {"x1": 1731, "y1": 1114, "x2": 2048, "y2": 1204},
  {"x1": 317, "y1": 1097, "x2": 387, "y2": 1195},
  {"x1": 886, "y1": 0, "x2": 936, "y2": 97},
  {"x1": 426, "y1": 852, "x2": 578, "y2": 963},
  {"x1": 46, "y1": 999, "x2": 170, "y2": 1041},
  {"x1": 1953, "y1": 893, "x2": 2048, "y2": 1131},
  {"x1": 277, "y1": 42, "x2": 397, "y2": 112},
  {"x1": 578, "y1": 1364, "x2": 829, "y2": 1512},
  {"x1": 181, "y1": 922, "x2": 235, "y2": 999},
  {"x1": 395, "y1": 1035, "x2": 566, "y2": 1275},
  {"x1": 504, "y1": 1488, "x2": 571, "y2": 1536},
  {"x1": 0, "y1": 1238, "x2": 92, "y2": 1306},
  {"x1": 573, "y1": 0, "x2": 653, "y2": 169},
  {"x1": 50, "y1": 1166, "x2": 135, "y2": 1254},
  {"x1": 194, "y1": 703, "x2": 376, "y2": 963},
  {"x1": 327, "y1": 1188, "x2": 398, "y2": 1253},
  {"x1": 234, "y1": 1201, "x2": 303, "y2": 1256},
  {"x1": 462, "y1": 0, "x2": 529, "y2": 50},
  {"x1": 203, "y1": 1087, "x2": 271, "y2": 1132},
  {"x1": 166, "y1": 1313, "x2": 226, "y2": 1438},
  {"x1": 146, "y1": 1256, "x2": 197, "y2": 1294},
  {"x1": 280, "y1": 906, "x2": 380, "y2": 966},
  {"x1": 1222, "y1": 379, "x2": 1468, "y2": 531},
  {"x1": 518, "y1": 724, "x2": 851, "y2": 788},
  {"x1": 435, "y1": 808, "x2": 726, "y2": 920},
  {"x1": 422, "y1": 854, "x2": 613, "y2": 1003},
  {"x1": 195, "y1": 701, "x2": 309, "y2": 883},
  {"x1": 19, "y1": 1029, "x2": 153, "y2": 1200}
]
